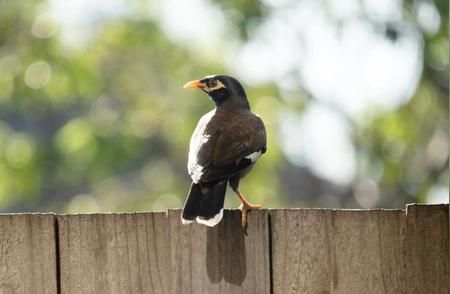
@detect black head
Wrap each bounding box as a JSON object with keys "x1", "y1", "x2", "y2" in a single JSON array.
[{"x1": 184, "y1": 75, "x2": 249, "y2": 108}]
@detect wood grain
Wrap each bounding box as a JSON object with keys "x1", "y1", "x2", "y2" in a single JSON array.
[
  {"x1": 0, "y1": 213, "x2": 57, "y2": 294},
  {"x1": 1, "y1": 205, "x2": 447, "y2": 293},
  {"x1": 58, "y1": 209, "x2": 270, "y2": 294},
  {"x1": 406, "y1": 204, "x2": 449, "y2": 293},
  {"x1": 270, "y1": 209, "x2": 407, "y2": 294},
  {"x1": 168, "y1": 209, "x2": 270, "y2": 294},
  {"x1": 58, "y1": 212, "x2": 170, "y2": 294}
]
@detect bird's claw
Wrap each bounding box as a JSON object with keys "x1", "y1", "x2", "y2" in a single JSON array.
[{"x1": 239, "y1": 202, "x2": 262, "y2": 234}]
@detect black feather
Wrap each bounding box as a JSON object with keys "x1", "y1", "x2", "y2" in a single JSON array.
[
  {"x1": 202, "y1": 158, "x2": 253, "y2": 182},
  {"x1": 182, "y1": 179, "x2": 227, "y2": 224},
  {"x1": 181, "y1": 183, "x2": 203, "y2": 221}
]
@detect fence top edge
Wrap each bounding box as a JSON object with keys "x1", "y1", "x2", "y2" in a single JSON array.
[
  {"x1": 0, "y1": 212, "x2": 56, "y2": 216},
  {"x1": 55, "y1": 210, "x2": 168, "y2": 217},
  {"x1": 1, "y1": 208, "x2": 406, "y2": 217},
  {"x1": 406, "y1": 203, "x2": 448, "y2": 208},
  {"x1": 1, "y1": 204, "x2": 446, "y2": 216},
  {"x1": 48, "y1": 208, "x2": 408, "y2": 216}
]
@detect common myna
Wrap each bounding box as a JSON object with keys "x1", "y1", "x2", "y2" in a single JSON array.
[{"x1": 181, "y1": 75, "x2": 267, "y2": 230}]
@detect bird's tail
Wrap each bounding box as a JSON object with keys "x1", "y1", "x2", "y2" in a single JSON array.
[{"x1": 181, "y1": 179, "x2": 227, "y2": 227}]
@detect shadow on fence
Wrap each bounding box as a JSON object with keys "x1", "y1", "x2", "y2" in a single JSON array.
[{"x1": 0, "y1": 204, "x2": 448, "y2": 293}]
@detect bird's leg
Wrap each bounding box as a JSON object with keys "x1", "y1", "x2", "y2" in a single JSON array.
[{"x1": 233, "y1": 188, "x2": 262, "y2": 232}]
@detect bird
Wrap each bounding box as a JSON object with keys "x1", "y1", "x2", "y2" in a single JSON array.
[{"x1": 181, "y1": 74, "x2": 267, "y2": 231}]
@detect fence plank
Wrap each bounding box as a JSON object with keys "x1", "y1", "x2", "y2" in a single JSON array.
[
  {"x1": 58, "y1": 213, "x2": 171, "y2": 294},
  {"x1": 168, "y1": 209, "x2": 270, "y2": 294},
  {"x1": 0, "y1": 214, "x2": 57, "y2": 294},
  {"x1": 1, "y1": 205, "x2": 445, "y2": 293},
  {"x1": 406, "y1": 204, "x2": 449, "y2": 293},
  {"x1": 58, "y1": 209, "x2": 270, "y2": 294},
  {"x1": 270, "y1": 209, "x2": 407, "y2": 294}
]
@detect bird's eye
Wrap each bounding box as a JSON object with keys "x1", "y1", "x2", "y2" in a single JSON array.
[{"x1": 208, "y1": 79, "x2": 217, "y2": 88}]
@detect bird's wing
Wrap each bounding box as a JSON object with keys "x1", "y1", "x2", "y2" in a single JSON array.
[
  {"x1": 193, "y1": 114, "x2": 266, "y2": 183},
  {"x1": 212, "y1": 114, "x2": 266, "y2": 165},
  {"x1": 188, "y1": 111, "x2": 266, "y2": 183}
]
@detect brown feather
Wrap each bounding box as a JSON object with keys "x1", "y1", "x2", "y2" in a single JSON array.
[{"x1": 188, "y1": 108, "x2": 266, "y2": 183}]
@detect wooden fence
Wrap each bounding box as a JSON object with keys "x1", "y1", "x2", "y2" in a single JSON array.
[{"x1": 0, "y1": 204, "x2": 448, "y2": 293}]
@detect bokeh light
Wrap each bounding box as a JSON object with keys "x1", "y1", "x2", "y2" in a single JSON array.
[{"x1": 0, "y1": 0, "x2": 447, "y2": 213}]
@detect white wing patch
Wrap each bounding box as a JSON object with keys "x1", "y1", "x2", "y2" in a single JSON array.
[
  {"x1": 188, "y1": 110, "x2": 215, "y2": 184},
  {"x1": 188, "y1": 135, "x2": 210, "y2": 183},
  {"x1": 190, "y1": 165, "x2": 204, "y2": 184},
  {"x1": 245, "y1": 150, "x2": 262, "y2": 162}
]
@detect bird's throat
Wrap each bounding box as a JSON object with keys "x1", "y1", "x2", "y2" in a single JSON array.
[{"x1": 208, "y1": 88, "x2": 228, "y2": 106}]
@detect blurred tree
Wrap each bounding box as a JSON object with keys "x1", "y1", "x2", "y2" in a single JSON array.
[
  {"x1": 210, "y1": 0, "x2": 448, "y2": 208},
  {"x1": 0, "y1": 0, "x2": 447, "y2": 213}
]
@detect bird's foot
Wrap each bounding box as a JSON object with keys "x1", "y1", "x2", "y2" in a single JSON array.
[{"x1": 239, "y1": 202, "x2": 262, "y2": 234}]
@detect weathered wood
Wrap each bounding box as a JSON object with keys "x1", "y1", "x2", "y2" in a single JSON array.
[
  {"x1": 0, "y1": 213, "x2": 57, "y2": 294},
  {"x1": 57, "y1": 212, "x2": 171, "y2": 294},
  {"x1": 167, "y1": 209, "x2": 270, "y2": 294},
  {"x1": 270, "y1": 209, "x2": 407, "y2": 294},
  {"x1": 406, "y1": 204, "x2": 449, "y2": 293},
  {"x1": 1, "y1": 205, "x2": 448, "y2": 293},
  {"x1": 57, "y1": 209, "x2": 270, "y2": 294}
]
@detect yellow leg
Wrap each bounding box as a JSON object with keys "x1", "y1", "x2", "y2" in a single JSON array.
[{"x1": 234, "y1": 189, "x2": 262, "y2": 232}]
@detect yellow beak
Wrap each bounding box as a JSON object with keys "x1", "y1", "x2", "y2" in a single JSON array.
[{"x1": 183, "y1": 80, "x2": 205, "y2": 89}]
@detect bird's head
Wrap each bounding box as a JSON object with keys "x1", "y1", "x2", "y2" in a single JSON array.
[{"x1": 183, "y1": 75, "x2": 249, "y2": 109}]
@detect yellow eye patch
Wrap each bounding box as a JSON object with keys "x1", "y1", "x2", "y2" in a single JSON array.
[{"x1": 205, "y1": 80, "x2": 226, "y2": 92}]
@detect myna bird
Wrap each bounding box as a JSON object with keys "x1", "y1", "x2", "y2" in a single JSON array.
[{"x1": 181, "y1": 74, "x2": 267, "y2": 231}]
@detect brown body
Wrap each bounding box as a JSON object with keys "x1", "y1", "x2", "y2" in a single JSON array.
[{"x1": 188, "y1": 108, "x2": 266, "y2": 184}]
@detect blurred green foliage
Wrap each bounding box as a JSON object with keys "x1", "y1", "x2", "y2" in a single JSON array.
[{"x1": 0, "y1": 0, "x2": 447, "y2": 212}]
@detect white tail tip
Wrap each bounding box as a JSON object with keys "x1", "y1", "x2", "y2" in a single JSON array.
[
  {"x1": 181, "y1": 218, "x2": 194, "y2": 225},
  {"x1": 196, "y1": 209, "x2": 224, "y2": 227}
]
